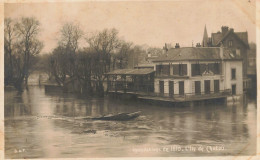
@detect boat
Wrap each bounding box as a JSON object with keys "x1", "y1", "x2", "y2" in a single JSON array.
[{"x1": 90, "y1": 111, "x2": 141, "y2": 121}]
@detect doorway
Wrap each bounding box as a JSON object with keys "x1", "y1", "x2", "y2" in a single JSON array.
[
  {"x1": 204, "y1": 80, "x2": 210, "y2": 94},
  {"x1": 195, "y1": 81, "x2": 201, "y2": 95},
  {"x1": 214, "y1": 80, "x2": 220, "y2": 93},
  {"x1": 169, "y1": 81, "x2": 174, "y2": 97},
  {"x1": 232, "y1": 84, "x2": 236, "y2": 95},
  {"x1": 179, "y1": 81, "x2": 184, "y2": 95},
  {"x1": 159, "y1": 81, "x2": 164, "y2": 96}
]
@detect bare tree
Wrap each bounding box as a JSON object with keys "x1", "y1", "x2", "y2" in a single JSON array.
[
  {"x1": 147, "y1": 47, "x2": 163, "y2": 56},
  {"x1": 84, "y1": 28, "x2": 121, "y2": 96},
  {"x1": 49, "y1": 22, "x2": 84, "y2": 88},
  {"x1": 4, "y1": 18, "x2": 15, "y2": 85},
  {"x1": 47, "y1": 27, "x2": 150, "y2": 96},
  {"x1": 75, "y1": 49, "x2": 96, "y2": 95},
  {"x1": 127, "y1": 45, "x2": 145, "y2": 68},
  {"x1": 86, "y1": 28, "x2": 121, "y2": 72},
  {"x1": 49, "y1": 46, "x2": 68, "y2": 86},
  {"x1": 113, "y1": 41, "x2": 132, "y2": 69},
  {"x1": 59, "y1": 22, "x2": 83, "y2": 53},
  {"x1": 12, "y1": 17, "x2": 43, "y2": 91}
]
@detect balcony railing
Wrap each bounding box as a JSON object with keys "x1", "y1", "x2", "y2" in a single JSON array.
[{"x1": 108, "y1": 88, "x2": 231, "y2": 102}]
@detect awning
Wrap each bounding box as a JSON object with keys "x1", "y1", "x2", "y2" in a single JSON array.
[{"x1": 105, "y1": 68, "x2": 155, "y2": 75}]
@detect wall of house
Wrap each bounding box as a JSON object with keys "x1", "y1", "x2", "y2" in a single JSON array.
[
  {"x1": 189, "y1": 61, "x2": 222, "y2": 93},
  {"x1": 154, "y1": 78, "x2": 190, "y2": 95},
  {"x1": 154, "y1": 61, "x2": 190, "y2": 76},
  {"x1": 222, "y1": 34, "x2": 248, "y2": 77},
  {"x1": 155, "y1": 75, "x2": 224, "y2": 95},
  {"x1": 190, "y1": 75, "x2": 224, "y2": 93},
  {"x1": 154, "y1": 60, "x2": 242, "y2": 95},
  {"x1": 223, "y1": 61, "x2": 243, "y2": 95}
]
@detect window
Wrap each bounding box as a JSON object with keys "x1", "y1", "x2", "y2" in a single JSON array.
[
  {"x1": 231, "y1": 68, "x2": 236, "y2": 80},
  {"x1": 214, "y1": 63, "x2": 220, "y2": 74},
  {"x1": 161, "y1": 65, "x2": 170, "y2": 75},
  {"x1": 200, "y1": 64, "x2": 207, "y2": 74},
  {"x1": 191, "y1": 63, "x2": 201, "y2": 76},
  {"x1": 232, "y1": 84, "x2": 236, "y2": 95},
  {"x1": 209, "y1": 63, "x2": 220, "y2": 74},
  {"x1": 156, "y1": 65, "x2": 162, "y2": 76},
  {"x1": 172, "y1": 64, "x2": 179, "y2": 75},
  {"x1": 179, "y1": 64, "x2": 187, "y2": 76},
  {"x1": 173, "y1": 64, "x2": 187, "y2": 76},
  {"x1": 228, "y1": 40, "x2": 233, "y2": 47},
  {"x1": 179, "y1": 64, "x2": 183, "y2": 76}
]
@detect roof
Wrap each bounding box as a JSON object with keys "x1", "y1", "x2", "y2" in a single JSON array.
[
  {"x1": 211, "y1": 30, "x2": 249, "y2": 48},
  {"x1": 152, "y1": 47, "x2": 242, "y2": 62},
  {"x1": 234, "y1": 32, "x2": 248, "y2": 46},
  {"x1": 105, "y1": 68, "x2": 155, "y2": 75},
  {"x1": 135, "y1": 63, "x2": 154, "y2": 68},
  {"x1": 211, "y1": 33, "x2": 223, "y2": 46}
]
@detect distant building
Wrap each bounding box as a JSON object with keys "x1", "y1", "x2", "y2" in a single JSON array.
[{"x1": 201, "y1": 25, "x2": 250, "y2": 90}]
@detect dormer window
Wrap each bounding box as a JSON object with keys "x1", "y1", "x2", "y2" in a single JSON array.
[
  {"x1": 228, "y1": 40, "x2": 233, "y2": 47},
  {"x1": 236, "y1": 48, "x2": 240, "y2": 57}
]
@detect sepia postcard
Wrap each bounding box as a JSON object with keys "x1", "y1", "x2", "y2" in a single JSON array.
[{"x1": 1, "y1": 0, "x2": 259, "y2": 159}]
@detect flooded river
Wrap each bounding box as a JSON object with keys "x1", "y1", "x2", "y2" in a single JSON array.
[{"x1": 5, "y1": 86, "x2": 256, "y2": 158}]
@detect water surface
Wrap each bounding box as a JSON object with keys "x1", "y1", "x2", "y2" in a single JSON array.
[{"x1": 5, "y1": 86, "x2": 256, "y2": 158}]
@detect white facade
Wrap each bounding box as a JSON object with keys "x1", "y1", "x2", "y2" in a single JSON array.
[
  {"x1": 154, "y1": 60, "x2": 243, "y2": 96},
  {"x1": 223, "y1": 61, "x2": 243, "y2": 94}
]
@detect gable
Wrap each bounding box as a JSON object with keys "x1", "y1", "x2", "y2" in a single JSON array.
[
  {"x1": 211, "y1": 33, "x2": 222, "y2": 46},
  {"x1": 236, "y1": 32, "x2": 249, "y2": 46},
  {"x1": 216, "y1": 31, "x2": 249, "y2": 48}
]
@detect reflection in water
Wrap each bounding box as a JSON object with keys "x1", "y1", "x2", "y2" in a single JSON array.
[{"x1": 5, "y1": 86, "x2": 256, "y2": 158}]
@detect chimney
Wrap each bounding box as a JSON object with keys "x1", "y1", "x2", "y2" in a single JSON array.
[
  {"x1": 196, "y1": 43, "x2": 201, "y2": 47},
  {"x1": 163, "y1": 43, "x2": 168, "y2": 54},
  {"x1": 175, "y1": 43, "x2": 180, "y2": 48},
  {"x1": 221, "y1": 26, "x2": 229, "y2": 36},
  {"x1": 220, "y1": 42, "x2": 224, "y2": 59}
]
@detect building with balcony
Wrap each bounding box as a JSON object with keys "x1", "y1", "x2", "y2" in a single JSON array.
[
  {"x1": 152, "y1": 47, "x2": 243, "y2": 101},
  {"x1": 106, "y1": 46, "x2": 243, "y2": 103}
]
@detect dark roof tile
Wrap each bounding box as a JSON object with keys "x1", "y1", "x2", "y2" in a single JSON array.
[
  {"x1": 236, "y1": 32, "x2": 248, "y2": 45},
  {"x1": 153, "y1": 47, "x2": 241, "y2": 62},
  {"x1": 211, "y1": 33, "x2": 223, "y2": 45},
  {"x1": 211, "y1": 30, "x2": 248, "y2": 47}
]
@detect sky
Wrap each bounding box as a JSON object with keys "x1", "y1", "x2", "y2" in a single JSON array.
[{"x1": 4, "y1": 0, "x2": 256, "y2": 54}]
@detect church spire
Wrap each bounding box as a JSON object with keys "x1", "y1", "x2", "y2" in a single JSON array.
[{"x1": 202, "y1": 25, "x2": 208, "y2": 47}]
